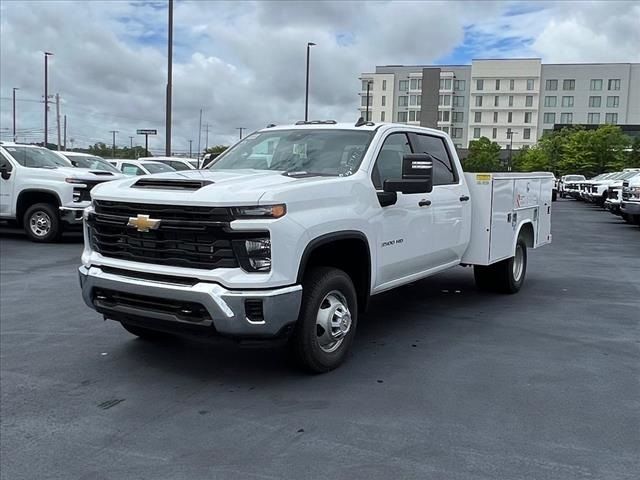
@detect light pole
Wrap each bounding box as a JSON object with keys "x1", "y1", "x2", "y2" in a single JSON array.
[
  {"x1": 110, "y1": 130, "x2": 118, "y2": 158},
  {"x1": 129, "y1": 136, "x2": 134, "y2": 149},
  {"x1": 188, "y1": 139, "x2": 193, "y2": 158},
  {"x1": 304, "y1": 42, "x2": 316, "y2": 121},
  {"x1": 365, "y1": 80, "x2": 372, "y2": 122},
  {"x1": 44, "y1": 52, "x2": 53, "y2": 147},
  {"x1": 165, "y1": 0, "x2": 174, "y2": 156},
  {"x1": 12, "y1": 88, "x2": 18, "y2": 141},
  {"x1": 506, "y1": 128, "x2": 518, "y2": 171},
  {"x1": 236, "y1": 127, "x2": 246, "y2": 140}
]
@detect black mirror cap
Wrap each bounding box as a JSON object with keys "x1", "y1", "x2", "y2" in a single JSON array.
[
  {"x1": 0, "y1": 165, "x2": 10, "y2": 180},
  {"x1": 402, "y1": 153, "x2": 433, "y2": 180},
  {"x1": 384, "y1": 178, "x2": 432, "y2": 194}
]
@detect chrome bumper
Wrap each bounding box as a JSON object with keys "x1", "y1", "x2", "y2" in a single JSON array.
[
  {"x1": 79, "y1": 265, "x2": 302, "y2": 338},
  {"x1": 59, "y1": 206, "x2": 87, "y2": 224}
]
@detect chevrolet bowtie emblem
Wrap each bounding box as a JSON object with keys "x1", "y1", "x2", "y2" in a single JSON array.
[{"x1": 127, "y1": 214, "x2": 161, "y2": 232}]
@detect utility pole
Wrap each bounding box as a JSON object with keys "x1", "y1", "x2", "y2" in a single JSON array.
[
  {"x1": 109, "y1": 130, "x2": 118, "y2": 158},
  {"x1": 304, "y1": 42, "x2": 316, "y2": 121},
  {"x1": 236, "y1": 127, "x2": 246, "y2": 140},
  {"x1": 204, "y1": 123, "x2": 210, "y2": 151},
  {"x1": 129, "y1": 136, "x2": 134, "y2": 149},
  {"x1": 63, "y1": 115, "x2": 67, "y2": 150},
  {"x1": 44, "y1": 52, "x2": 53, "y2": 147},
  {"x1": 506, "y1": 128, "x2": 518, "y2": 172},
  {"x1": 165, "y1": 0, "x2": 174, "y2": 156},
  {"x1": 365, "y1": 81, "x2": 372, "y2": 122},
  {"x1": 188, "y1": 140, "x2": 193, "y2": 158},
  {"x1": 55, "y1": 93, "x2": 61, "y2": 150},
  {"x1": 12, "y1": 88, "x2": 18, "y2": 142},
  {"x1": 197, "y1": 109, "x2": 203, "y2": 161}
]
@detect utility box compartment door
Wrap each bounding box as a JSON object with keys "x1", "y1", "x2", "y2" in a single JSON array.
[{"x1": 488, "y1": 178, "x2": 516, "y2": 263}]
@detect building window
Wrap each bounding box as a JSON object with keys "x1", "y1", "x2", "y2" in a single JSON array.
[
  {"x1": 523, "y1": 128, "x2": 531, "y2": 140},
  {"x1": 510, "y1": 79, "x2": 515, "y2": 90},
  {"x1": 473, "y1": 128, "x2": 481, "y2": 139},
  {"x1": 543, "y1": 112, "x2": 556, "y2": 124},
  {"x1": 397, "y1": 111, "x2": 408, "y2": 122},
  {"x1": 409, "y1": 111, "x2": 416, "y2": 122},
  {"x1": 380, "y1": 111, "x2": 385, "y2": 122},
  {"x1": 563, "y1": 79, "x2": 575, "y2": 90},
  {"x1": 525, "y1": 95, "x2": 533, "y2": 107},
  {"x1": 493, "y1": 111, "x2": 498, "y2": 123},
  {"x1": 410, "y1": 79, "x2": 418, "y2": 90},
  {"x1": 399, "y1": 80, "x2": 409, "y2": 91},
  {"x1": 588, "y1": 96, "x2": 601, "y2": 108},
  {"x1": 508, "y1": 95, "x2": 514, "y2": 107},
  {"x1": 475, "y1": 111, "x2": 482, "y2": 123},
  {"x1": 524, "y1": 112, "x2": 532, "y2": 123},
  {"x1": 605, "y1": 113, "x2": 618, "y2": 124},
  {"x1": 561, "y1": 96, "x2": 574, "y2": 107},
  {"x1": 360, "y1": 96, "x2": 370, "y2": 107},
  {"x1": 382, "y1": 79, "x2": 387, "y2": 91},
  {"x1": 438, "y1": 111, "x2": 443, "y2": 121},
  {"x1": 560, "y1": 112, "x2": 573, "y2": 124},
  {"x1": 507, "y1": 112, "x2": 513, "y2": 123},
  {"x1": 452, "y1": 112, "x2": 464, "y2": 123},
  {"x1": 381, "y1": 96, "x2": 386, "y2": 106},
  {"x1": 526, "y1": 79, "x2": 534, "y2": 90},
  {"x1": 495, "y1": 79, "x2": 501, "y2": 90},
  {"x1": 590, "y1": 79, "x2": 602, "y2": 91},
  {"x1": 454, "y1": 79, "x2": 465, "y2": 91},
  {"x1": 441, "y1": 126, "x2": 449, "y2": 134},
  {"x1": 608, "y1": 79, "x2": 621, "y2": 91},
  {"x1": 365, "y1": 111, "x2": 372, "y2": 121},
  {"x1": 492, "y1": 127, "x2": 497, "y2": 139},
  {"x1": 410, "y1": 95, "x2": 417, "y2": 106},
  {"x1": 442, "y1": 111, "x2": 450, "y2": 122},
  {"x1": 544, "y1": 96, "x2": 557, "y2": 107},
  {"x1": 445, "y1": 78, "x2": 452, "y2": 90},
  {"x1": 546, "y1": 79, "x2": 558, "y2": 91},
  {"x1": 452, "y1": 128, "x2": 463, "y2": 139},
  {"x1": 475, "y1": 96, "x2": 483, "y2": 107},
  {"x1": 494, "y1": 95, "x2": 499, "y2": 107},
  {"x1": 606, "y1": 96, "x2": 619, "y2": 108},
  {"x1": 398, "y1": 96, "x2": 408, "y2": 106},
  {"x1": 587, "y1": 112, "x2": 600, "y2": 124},
  {"x1": 476, "y1": 79, "x2": 484, "y2": 90},
  {"x1": 361, "y1": 80, "x2": 370, "y2": 91},
  {"x1": 416, "y1": 110, "x2": 421, "y2": 121},
  {"x1": 442, "y1": 95, "x2": 451, "y2": 106},
  {"x1": 453, "y1": 96, "x2": 465, "y2": 107}
]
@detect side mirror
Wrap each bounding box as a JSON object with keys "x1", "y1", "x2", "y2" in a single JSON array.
[
  {"x1": 0, "y1": 164, "x2": 11, "y2": 180},
  {"x1": 383, "y1": 153, "x2": 433, "y2": 194}
]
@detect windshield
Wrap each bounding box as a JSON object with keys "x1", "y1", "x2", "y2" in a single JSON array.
[
  {"x1": 3, "y1": 146, "x2": 64, "y2": 169},
  {"x1": 565, "y1": 175, "x2": 585, "y2": 181},
  {"x1": 144, "y1": 163, "x2": 175, "y2": 174},
  {"x1": 620, "y1": 170, "x2": 640, "y2": 180},
  {"x1": 65, "y1": 154, "x2": 120, "y2": 173},
  {"x1": 208, "y1": 129, "x2": 375, "y2": 176}
]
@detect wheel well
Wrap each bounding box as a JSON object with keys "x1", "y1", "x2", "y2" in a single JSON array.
[
  {"x1": 518, "y1": 222, "x2": 534, "y2": 248},
  {"x1": 298, "y1": 234, "x2": 371, "y2": 312},
  {"x1": 16, "y1": 190, "x2": 60, "y2": 226}
]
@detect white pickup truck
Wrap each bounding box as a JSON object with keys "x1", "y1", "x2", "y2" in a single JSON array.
[
  {"x1": 0, "y1": 142, "x2": 123, "y2": 241},
  {"x1": 78, "y1": 122, "x2": 553, "y2": 372}
]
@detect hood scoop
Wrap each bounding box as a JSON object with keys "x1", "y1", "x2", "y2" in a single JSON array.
[
  {"x1": 132, "y1": 178, "x2": 213, "y2": 191},
  {"x1": 89, "y1": 170, "x2": 115, "y2": 176}
]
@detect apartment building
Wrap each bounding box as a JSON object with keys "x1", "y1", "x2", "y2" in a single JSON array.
[{"x1": 359, "y1": 59, "x2": 640, "y2": 149}]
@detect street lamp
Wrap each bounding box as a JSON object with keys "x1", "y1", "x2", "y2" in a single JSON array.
[
  {"x1": 506, "y1": 128, "x2": 518, "y2": 171},
  {"x1": 12, "y1": 88, "x2": 19, "y2": 142},
  {"x1": 304, "y1": 42, "x2": 316, "y2": 121},
  {"x1": 365, "y1": 80, "x2": 373, "y2": 122},
  {"x1": 44, "y1": 52, "x2": 54, "y2": 147}
]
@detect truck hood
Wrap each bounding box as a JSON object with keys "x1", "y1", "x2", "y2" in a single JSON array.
[{"x1": 90, "y1": 169, "x2": 335, "y2": 205}]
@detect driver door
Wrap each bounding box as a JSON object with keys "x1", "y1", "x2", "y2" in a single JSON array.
[
  {"x1": 0, "y1": 151, "x2": 15, "y2": 216},
  {"x1": 371, "y1": 132, "x2": 434, "y2": 290}
]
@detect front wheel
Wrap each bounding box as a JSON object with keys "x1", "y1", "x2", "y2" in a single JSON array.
[
  {"x1": 23, "y1": 203, "x2": 61, "y2": 242},
  {"x1": 289, "y1": 267, "x2": 358, "y2": 373},
  {"x1": 474, "y1": 238, "x2": 528, "y2": 294}
]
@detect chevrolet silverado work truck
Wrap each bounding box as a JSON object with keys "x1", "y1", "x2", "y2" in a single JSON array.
[{"x1": 79, "y1": 121, "x2": 553, "y2": 372}]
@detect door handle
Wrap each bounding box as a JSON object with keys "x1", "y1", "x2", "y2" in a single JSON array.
[
  {"x1": 459, "y1": 195, "x2": 470, "y2": 202},
  {"x1": 418, "y1": 199, "x2": 431, "y2": 207}
]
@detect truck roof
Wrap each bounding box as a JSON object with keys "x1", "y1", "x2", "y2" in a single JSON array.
[{"x1": 259, "y1": 121, "x2": 444, "y2": 136}]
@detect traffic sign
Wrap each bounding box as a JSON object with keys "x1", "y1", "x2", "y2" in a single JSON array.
[{"x1": 136, "y1": 129, "x2": 157, "y2": 135}]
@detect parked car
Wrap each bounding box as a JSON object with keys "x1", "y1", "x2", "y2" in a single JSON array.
[
  {"x1": 59, "y1": 152, "x2": 124, "y2": 177},
  {"x1": 585, "y1": 169, "x2": 640, "y2": 206},
  {"x1": 605, "y1": 171, "x2": 640, "y2": 214},
  {"x1": 621, "y1": 174, "x2": 640, "y2": 225},
  {"x1": 78, "y1": 121, "x2": 553, "y2": 372},
  {"x1": 575, "y1": 173, "x2": 615, "y2": 200},
  {"x1": 558, "y1": 174, "x2": 585, "y2": 198},
  {"x1": 138, "y1": 156, "x2": 198, "y2": 171},
  {"x1": 0, "y1": 142, "x2": 117, "y2": 241},
  {"x1": 109, "y1": 159, "x2": 176, "y2": 176}
]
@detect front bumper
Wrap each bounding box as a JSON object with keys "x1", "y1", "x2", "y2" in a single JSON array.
[
  {"x1": 621, "y1": 201, "x2": 640, "y2": 216},
  {"x1": 79, "y1": 265, "x2": 302, "y2": 338},
  {"x1": 59, "y1": 205, "x2": 88, "y2": 225}
]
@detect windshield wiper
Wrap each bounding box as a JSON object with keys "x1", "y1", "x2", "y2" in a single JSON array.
[{"x1": 282, "y1": 171, "x2": 336, "y2": 178}]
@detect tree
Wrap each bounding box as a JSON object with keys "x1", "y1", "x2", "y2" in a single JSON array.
[
  {"x1": 562, "y1": 124, "x2": 630, "y2": 177},
  {"x1": 87, "y1": 142, "x2": 150, "y2": 159},
  {"x1": 463, "y1": 136, "x2": 502, "y2": 172},
  {"x1": 513, "y1": 146, "x2": 549, "y2": 172},
  {"x1": 205, "y1": 145, "x2": 228, "y2": 155},
  {"x1": 627, "y1": 137, "x2": 640, "y2": 168}
]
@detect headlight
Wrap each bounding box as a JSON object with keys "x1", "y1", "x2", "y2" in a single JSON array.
[
  {"x1": 630, "y1": 187, "x2": 640, "y2": 199},
  {"x1": 233, "y1": 237, "x2": 271, "y2": 272},
  {"x1": 65, "y1": 178, "x2": 87, "y2": 184},
  {"x1": 232, "y1": 204, "x2": 286, "y2": 219}
]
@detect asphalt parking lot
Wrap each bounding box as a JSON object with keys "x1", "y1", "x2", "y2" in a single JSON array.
[{"x1": 1, "y1": 199, "x2": 638, "y2": 480}]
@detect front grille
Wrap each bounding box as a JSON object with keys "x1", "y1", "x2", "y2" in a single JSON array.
[
  {"x1": 75, "y1": 180, "x2": 108, "y2": 202},
  {"x1": 88, "y1": 201, "x2": 265, "y2": 270},
  {"x1": 609, "y1": 189, "x2": 619, "y2": 200}
]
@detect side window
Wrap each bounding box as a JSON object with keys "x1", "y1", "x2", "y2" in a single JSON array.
[
  {"x1": 372, "y1": 133, "x2": 412, "y2": 190},
  {"x1": 410, "y1": 133, "x2": 457, "y2": 185},
  {"x1": 0, "y1": 151, "x2": 14, "y2": 172},
  {"x1": 121, "y1": 163, "x2": 143, "y2": 175}
]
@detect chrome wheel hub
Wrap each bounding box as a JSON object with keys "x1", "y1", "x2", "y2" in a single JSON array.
[
  {"x1": 315, "y1": 290, "x2": 351, "y2": 353},
  {"x1": 513, "y1": 244, "x2": 524, "y2": 282},
  {"x1": 30, "y1": 211, "x2": 52, "y2": 237}
]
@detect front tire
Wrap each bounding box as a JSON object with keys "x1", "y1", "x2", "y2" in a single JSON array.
[
  {"x1": 23, "y1": 203, "x2": 61, "y2": 242},
  {"x1": 289, "y1": 267, "x2": 358, "y2": 373},
  {"x1": 474, "y1": 238, "x2": 528, "y2": 294}
]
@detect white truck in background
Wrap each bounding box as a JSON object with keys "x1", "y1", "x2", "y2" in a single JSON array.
[
  {"x1": 0, "y1": 142, "x2": 120, "y2": 242},
  {"x1": 79, "y1": 122, "x2": 553, "y2": 372}
]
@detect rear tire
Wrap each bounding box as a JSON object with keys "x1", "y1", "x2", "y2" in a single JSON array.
[
  {"x1": 474, "y1": 238, "x2": 527, "y2": 294},
  {"x1": 289, "y1": 267, "x2": 358, "y2": 373},
  {"x1": 120, "y1": 322, "x2": 170, "y2": 340},
  {"x1": 23, "y1": 203, "x2": 61, "y2": 242},
  {"x1": 552, "y1": 190, "x2": 557, "y2": 202}
]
